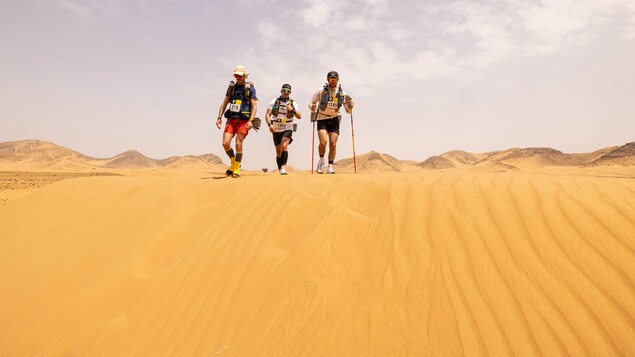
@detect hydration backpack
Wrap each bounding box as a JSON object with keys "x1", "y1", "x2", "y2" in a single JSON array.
[
  {"x1": 319, "y1": 84, "x2": 344, "y2": 111},
  {"x1": 272, "y1": 98, "x2": 295, "y2": 118}
]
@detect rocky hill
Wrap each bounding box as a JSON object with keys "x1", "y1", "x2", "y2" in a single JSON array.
[
  {"x1": 419, "y1": 143, "x2": 635, "y2": 169},
  {"x1": 0, "y1": 140, "x2": 224, "y2": 171},
  {"x1": 336, "y1": 151, "x2": 402, "y2": 172}
]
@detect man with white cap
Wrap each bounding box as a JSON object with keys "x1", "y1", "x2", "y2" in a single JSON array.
[
  {"x1": 215, "y1": 65, "x2": 258, "y2": 178},
  {"x1": 309, "y1": 71, "x2": 354, "y2": 174}
]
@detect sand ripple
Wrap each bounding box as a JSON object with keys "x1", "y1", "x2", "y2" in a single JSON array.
[{"x1": 0, "y1": 171, "x2": 633, "y2": 356}]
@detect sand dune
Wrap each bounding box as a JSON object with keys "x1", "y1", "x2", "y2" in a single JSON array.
[{"x1": 1, "y1": 166, "x2": 634, "y2": 356}]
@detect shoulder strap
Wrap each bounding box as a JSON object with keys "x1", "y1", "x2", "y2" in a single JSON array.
[
  {"x1": 272, "y1": 98, "x2": 281, "y2": 116},
  {"x1": 244, "y1": 82, "x2": 253, "y2": 100},
  {"x1": 319, "y1": 84, "x2": 330, "y2": 111},
  {"x1": 227, "y1": 80, "x2": 236, "y2": 98}
]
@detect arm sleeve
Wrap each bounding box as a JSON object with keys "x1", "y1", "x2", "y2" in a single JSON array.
[{"x1": 309, "y1": 90, "x2": 320, "y2": 109}]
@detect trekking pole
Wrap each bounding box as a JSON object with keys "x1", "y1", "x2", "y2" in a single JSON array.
[
  {"x1": 350, "y1": 110, "x2": 357, "y2": 174},
  {"x1": 311, "y1": 108, "x2": 317, "y2": 174},
  {"x1": 311, "y1": 120, "x2": 315, "y2": 174}
]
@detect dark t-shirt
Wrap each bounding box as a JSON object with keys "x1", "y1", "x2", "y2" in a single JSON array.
[{"x1": 226, "y1": 84, "x2": 258, "y2": 119}]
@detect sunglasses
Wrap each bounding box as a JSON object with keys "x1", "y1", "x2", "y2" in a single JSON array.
[
  {"x1": 281, "y1": 89, "x2": 291, "y2": 93},
  {"x1": 233, "y1": 74, "x2": 244, "y2": 79}
]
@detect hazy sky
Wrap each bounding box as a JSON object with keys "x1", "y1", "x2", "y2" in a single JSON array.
[{"x1": 2, "y1": 0, "x2": 634, "y2": 169}]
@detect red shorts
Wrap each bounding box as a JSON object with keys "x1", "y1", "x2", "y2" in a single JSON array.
[{"x1": 224, "y1": 118, "x2": 250, "y2": 137}]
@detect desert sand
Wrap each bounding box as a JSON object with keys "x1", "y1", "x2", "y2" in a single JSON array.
[{"x1": 1, "y1": 140, "x2": 634, "y2": 356}]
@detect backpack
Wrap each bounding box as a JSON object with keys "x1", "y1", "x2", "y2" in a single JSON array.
[
  {"x1": 272, "y1": 97, "x2": 295, "y2": 118},
  {"x1": 226, "y1": 80, "x2": 253, "y2": 100},
  {"x1": 224, "y1": 81, "x2": 254, "y2": 119},
  {"x1": 319, "y1": 84, "x2": 344, "y2": 111}
]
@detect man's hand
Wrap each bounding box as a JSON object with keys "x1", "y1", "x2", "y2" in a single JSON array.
[
  {"x1": 216, "y1": 117, "x2": 222, "y2": 129},
  {"x1": 269, "y1": 123, "x2": 275, "y2": 133},
  {"x1": 347, "y1": 97, "x2": 354, "y2": 110},
  {"x1": 310, "y1": 102, "x2": 317, "y2": 112},
  {"x1": 246, "y1": 120, "x2": 253, "y2": 131}
]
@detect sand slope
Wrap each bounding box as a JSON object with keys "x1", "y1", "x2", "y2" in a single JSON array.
[{"x1": 1, "y1": 168, "x2": 634, "y2": 356}]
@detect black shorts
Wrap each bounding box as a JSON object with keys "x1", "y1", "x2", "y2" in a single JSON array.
[
  {"x1": 317, "y1": 116, "x2": 341, "y2": 134},
  {"x1": 273, "y1": 130, "x2": 293, "y2": 146}
]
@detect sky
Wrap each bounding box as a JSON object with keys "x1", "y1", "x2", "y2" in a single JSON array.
[{"x1": 1, "y1": 0, "x2": 634, "y2": 170}]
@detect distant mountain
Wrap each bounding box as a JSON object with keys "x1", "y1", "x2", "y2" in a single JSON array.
[
  {"x1": 440, "y1": 150, "x2": 486, "y2": 166},
  {"x1": 0, "y1": 140, "x2": 224, "y2": 171},
  {"x1": 419, "y1": 143, "x2": 635, "y2": 169},
  {"x1": 468, "y1": 147, "x2": 583, "y2": 169},
  {"x1": 0, "y1": 140, "x2": 96, "y2": 170},
  {"x1": 588, "y1": 142, "x2": 635, "y2": 166},
  {"x1": 157, "y1": 154, "x2": 223, "y2": 170},
  {"x1": 105, "y1": 150, "x2": 157, "y2": 169},
  {"x1": 3, "y1": 139, "x2": 633, "y2": 172},
  {"x1": 418, "y1": 156, "x2": 455, "y2": 169},
  {"x1": 198, "y1": 154, "x2": 224, "y2": 165},
  {"x1": 0, "y1": 140, "x2": 92, "y2": 163},
  {"x1": 336, "y1": 151, "x2": 402, "y2": 172},
  {"x1": 571, "y1": 146, "x2": 618, "y2": 163}
]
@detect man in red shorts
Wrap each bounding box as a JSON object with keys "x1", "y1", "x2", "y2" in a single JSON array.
[{"x1": 215, "y1": 65, "x2": 258, "y2": 177}]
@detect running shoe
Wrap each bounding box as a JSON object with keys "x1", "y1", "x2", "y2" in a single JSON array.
[
  {"x1": 280, "y1": 168, "x2": 288, "y2": 175},
  {"x1": 232, "y1": 162, "x2": 241, "y2": 178},
  {"x1": 226, "y1": 158, "x2": 236, "y2": 176},
  {"x1": 316, "y1": 157, "x2": 325, "y2": 174},
  {"x1": 327, "y1": 164, "x2": 335, "y2": 174}
]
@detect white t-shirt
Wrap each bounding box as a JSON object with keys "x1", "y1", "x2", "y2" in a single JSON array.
[
  {"x1": 267, "y1": 97, "x2": 300, "y2": 132},
  {"x1": 310, "y1": 85, "x2": 351, "y2": 120}
]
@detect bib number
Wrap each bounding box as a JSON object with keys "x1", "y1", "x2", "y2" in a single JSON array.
[
  {"x1": 275, "y1": 118, "x2": 287, "y2": 129},
  {"x1": 327, "y1": 100, "x2": 338, "y2": 109},
  {"x1": 229, "y1": 100, "x2": 242, "y2": 112}
]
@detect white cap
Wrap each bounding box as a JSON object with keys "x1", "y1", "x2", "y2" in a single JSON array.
[{"x1": 233, "y1": 65, "x2": 248, "y2": 76}]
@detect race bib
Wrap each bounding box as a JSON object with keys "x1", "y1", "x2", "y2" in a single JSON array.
[
  {"x1": 229, "y1": 100, "x2": 242, "y2": 112},
  {"x1": 275, "y1": 118, "x2": 287, "y2": 129},
  {"x1": 327, "y1": 100, "x2": 338, "y2": 109}
]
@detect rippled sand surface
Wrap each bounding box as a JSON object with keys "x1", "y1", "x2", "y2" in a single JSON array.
[{"x1": 1, "y1": 168, "x2": 634, "y2": 356}]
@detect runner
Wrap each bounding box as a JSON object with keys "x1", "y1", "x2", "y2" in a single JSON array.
[
  {"x1": 265, "y1": 83, "x2": 302, "y2": 175},
  {"x1": 309, "y1": 71, "x2": 354, "y2": 174},
  {"x1": 215, "y1": 65, "x2": 258, "y2": 178}
]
